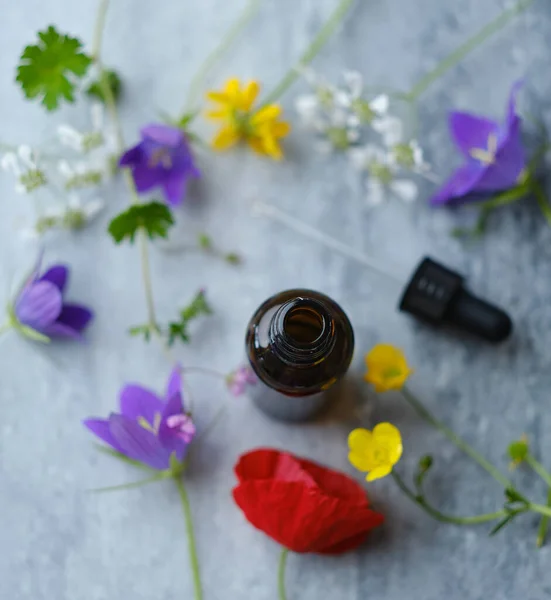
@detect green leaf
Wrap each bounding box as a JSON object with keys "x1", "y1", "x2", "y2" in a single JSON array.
[
  {"x1": 490, "y1": 513, "x2": 517, "y2": 536},
  {"x1": 129, "y1": 324, "x2": 152, "y2": 342},
  {"x1": 167, "y1": 289, "x2": 213, "y2": 346},
  {"x1": 108, "y1": 201, "x2": 175, "y2": 244},
  {"x1": 86, "y1": 69, "x2": 122, "y2": 103},
  {"x1": 504, "y1": 487, "x2": 528, "y2": 506},
  {"x1": 16, "y1": 25, "x2": 92, "y2": 111}
]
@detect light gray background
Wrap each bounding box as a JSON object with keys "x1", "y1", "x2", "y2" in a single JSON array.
[{"x1": 2, "y1": 0, "x2": 551, "y2": 599}]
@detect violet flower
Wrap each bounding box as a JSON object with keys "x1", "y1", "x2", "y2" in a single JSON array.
[
  {"x1": 119, "y1": 124, "x2": 200, "y2": 206},
  {"x1": 226, "y1": 365, "x2": 257, "y2": 397},
  {"x1": 431, "y1": 82, "x2": 526, "y2": 206},
  {"x1": 84, "y1": 366, "x2": 196, "y2": 471},
  {"x1": 13, "y1": 262, "x2": 93, "y2": 341}
]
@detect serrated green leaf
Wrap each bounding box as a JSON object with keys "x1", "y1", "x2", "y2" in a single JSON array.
[
  {"x1": 16, "y1": 25, "x2": 92, "y2": 111},
  {"x1": 167, "y1": 289, "x2": 212, "y2": 346},
  {"x1": 108, "y1": 201, "x2": 175, "y2": 244},
  {"x1": 86, "y1": 69, "x2": 122, "y2": 104}
]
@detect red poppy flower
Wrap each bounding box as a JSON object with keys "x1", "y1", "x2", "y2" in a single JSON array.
[{"x1": 232, "y1": 448, "x2": 384, "y2": 554}]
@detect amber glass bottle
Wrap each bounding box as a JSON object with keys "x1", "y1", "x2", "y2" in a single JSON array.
[{"x1": 245, "y1": 289, "x2": 354, "y2": 421}]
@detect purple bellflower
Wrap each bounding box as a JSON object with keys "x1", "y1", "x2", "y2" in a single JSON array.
[
  {"x1": 430, "y1": 82, "x2": 526, "y2": 206},
  {"x1": 13, "y1": 262, "x2": 93, "y2": 341},
  {"x1": 119, "y1": 124, "x2": 200, "y2": 206},
  {"x1": 84, "y1": 366, "x2": 196, "y2": 471}
]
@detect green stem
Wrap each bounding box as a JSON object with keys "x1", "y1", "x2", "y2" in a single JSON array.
[
  {"x1": 406, "y1": 0, "x2": 534, "y2": 101},
  {"x1": 530, "y1": 503, "x2": 551, "y2": 518},
  {"x1": 181, "y1": 0, "x2": 262, "y2": 115},
  {"x1": 531, "y1": 180, "x2": 551, "y2": 229},
  {"x1": 92, "y1": 0, "x2": 159, "y2": 332},
  {"x1": 526, "y1": 454, "x2": 551, "y2": 488},
  {"x1": 175, "y1": 477, "x2": 203, "y2": 600},
  {"x1": 391, "y1": 471, "x2": 507, "y2": 525},
  {"x1": 90, "y1": 472, "x2": 171, "y2": 493},
  {"x1": 537, "y1": 489, "x2": 551, "y2": 547},
  {"x1": 278, "y1": 548, "x2": 289, "y2": 600},
  {"x1": 261, "y1": 0, "x2": 355, "y2": 106},
  {"x1": 401, "y1": 387, "x2": 510, "y2": 488}
]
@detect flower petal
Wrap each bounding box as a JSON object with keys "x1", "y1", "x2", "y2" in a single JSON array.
[
  {"x1": 429, "y1": 160, "x2": 485, "y2": 206},
  {"x1": 166, "y1": 365, "x2": 182, "y2": 401},
  {"x1": 391, "y1": 179, "x2": 418, "y2": 203},
  {"x1": 108, "y1": 414, "x2": 170, "y2": 470},
  {"x1": 119, "y1": 384, "x2": 164, "y2": 423},
  {"x1": 250, "y1": 104, "x2": 282, "y2": 126},
  {"x1": 38, "y1": 265, "x2": 68, "y2": 292},
  {"x1": 56, "y1": 303, "x2": 93, "y2": 333},
  {"x1": 242, "y1": 81, "x2": 260, "y2": 111},
  {"x1": 132, "y1": 165, "x2": 163, "y2": 193},
  {"x1": 15, "y1": 281, "x2": 62, "y2": 330},
  {"x1": 372, "y1": 423, "x2": 403, "y2": 464},
  {"x1": 212, "y1": 126, "x2": 240, "y2": 151},
  {"x1": 448, "y1": 111, "x2": 499, "y2": 158},
  {"x1": 162, "y1": 173, "x2": 187, "y2": 206},
  {"x1": 158, "y1": 392, "x2": 189, "y2": 461},
  {"x1": 366, "y1": 464, "x2": 393, "y2": 482},
  {"x1": 141, "y1": 124, "x2": 183, "y2": 147},
  {"x1": 83, "y1": 418, "x2": 125, "y2": 453},
  {"x1": 119, "y1": 143, "x2": 144, "y2": 167}
]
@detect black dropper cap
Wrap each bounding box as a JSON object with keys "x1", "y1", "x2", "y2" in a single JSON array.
[{"x1": 399, "y1": 257, "x2": 512, "y2": 343}]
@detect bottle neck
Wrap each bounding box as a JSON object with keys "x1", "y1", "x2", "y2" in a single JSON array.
[{"x1": 268, "y1": 297, "x2": 336, "y2": 365}]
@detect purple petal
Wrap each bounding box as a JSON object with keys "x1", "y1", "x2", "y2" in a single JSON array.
[
  {"x1": 132, "y1": 165, "x2": 164, "y2": 193},
  {"x1": 38, "y1": 265, "x2": 69, "y2": 293},
  {"x1": 56, "y1": 303, "x2": 93, "y2": 333},
  {"x1": 162, "y1": 173, "x2": 187, "y2": 205},
  {"x1": 108, "y1": 414, "x2": 170, "y2": 470},
  {"x1": 430, "y1": 161, "x2": 485, "y2": 206},
  {"x1": 15, "y1": 281, "x2": 62, "y2": 330},
  {"x1": 165, "y1": 366, "x2": 183, "y2": 402},
  {"x1": 141, "y1": 124, "x2": 183, "y2": 147},
  {"x1": 119, "y1": 384, "x2": 165, "y2": 424},
  {"x1": 83, "y1": 418, "x2": 125, "y2": 454},
  {"x1": 119, "y1": 144, "x2": 144, "y2": 168},
  {"x1": 449, "y1": 111, "x2": 499, "y2": 158},
  {"x1": 158, "y1": 392, "x2": 189, "y2": 461}
]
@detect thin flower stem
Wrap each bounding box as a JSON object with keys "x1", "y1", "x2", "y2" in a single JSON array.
[
  {"x1": 93, "y1": 0, "x2": 160, "y2": 334},
  {"x1": 401, "y1": 387, "x2": 511, "y2": 488},
  {"x1": 530, "y1": 503, "x2": 551, "y2": 518},
  {"x1": 278, "y1": 548, "x2": 289, "y2": 600},
  {"x1": 406, "y1": 0, "x2": 534, "y2": 101},
  {"x1": 175, "y1": 476, "x2": 203, "y2": 600},
  {"x1": 390, "y1": 471, "x2": 507, "y2": 525},
  {"x1": 181, "y1": 0, "x2": 262, "y2": 115},
  {"x1": 90, "y1": 472, "x2": 171, "y2": 493},
  {"x1": 182, "y1": 366, "x2": 227, "y2": 380},
  {"x1": 537, "y1": 489, "x2": 551, "y2": 547},
  {"x1": 532, "y1": 180, "x2": 551, "y2": 229},
  {"x1": 525, "y1": 454, "x2": 551, "y2": 488},
  {"x1": 261, "y1": 0, "x2": 356, "y2": 106}
]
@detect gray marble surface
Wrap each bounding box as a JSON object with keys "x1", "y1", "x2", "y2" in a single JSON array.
[{"x1": 2, "y1": 0, "x2": 551, "y2": 598}]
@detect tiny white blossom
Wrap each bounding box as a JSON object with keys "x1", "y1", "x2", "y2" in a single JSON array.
[
  {"x1": 372, "y1": 115, "x2": 404, "y2": 147},
  {"x1": 57, "y1": 103, "x2": 109, "y2": 153},
  {"x1": 1, "y1": 146, "x2": 46, "y2": 194}
]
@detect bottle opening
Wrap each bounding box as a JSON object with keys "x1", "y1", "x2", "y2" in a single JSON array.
[{"x1": 283, "y1": 304, "x2": 325, "y2": 345}]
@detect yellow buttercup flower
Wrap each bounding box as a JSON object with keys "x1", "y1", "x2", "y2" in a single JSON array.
[
  {"x1": 364, "y1": 344, "x2": 413, "y2": 393},
  {"x1": 348, "y1": 423, "x2": 403, "y2": 481},
  {"x1": 205, "y1": 78, "x2": 290, "y2": 160}
]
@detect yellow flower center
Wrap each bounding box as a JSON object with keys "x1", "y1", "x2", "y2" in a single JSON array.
[{"x1": 470, "y1": 132, "x2": 498, "y2": 165}]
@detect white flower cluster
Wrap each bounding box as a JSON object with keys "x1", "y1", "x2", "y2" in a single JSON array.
[
  {"x1": 295, "y1": 70, "x2": 431, "y2": 207},
  {"x1": 0, "y1": 104, "x2": 115, "y2": 238}
]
